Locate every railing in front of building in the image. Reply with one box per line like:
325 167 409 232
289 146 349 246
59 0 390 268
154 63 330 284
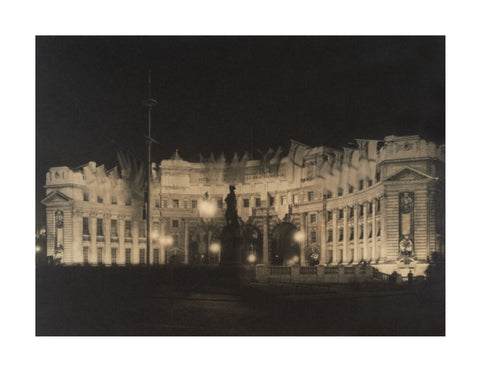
256 264 395 284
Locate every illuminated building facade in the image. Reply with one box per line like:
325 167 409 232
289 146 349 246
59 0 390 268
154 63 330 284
42 134 444 275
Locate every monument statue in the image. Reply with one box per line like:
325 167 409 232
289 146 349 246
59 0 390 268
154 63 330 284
220 185 242 266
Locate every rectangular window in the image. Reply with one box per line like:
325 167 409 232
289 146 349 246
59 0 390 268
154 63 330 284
310 230 317 243
308 191 314 201
326 191 332 199
97 218 103 236
327 211 332 221
155 199 160 208
359 205 364 217
83 246 89 264
377 221 381 236
97 195 103 203
153 249 160 264
338 188 343 197
376 170 381 183
173 235 179 247
126 248 132 264
218 198 224 209
359 225 364 239
192 200 197 209
348 185 354 194
255 198 261 207
269 195 274 207
310 213 316 223
163 199 168 208
293 194 299 204
111 248 117 265
125 220 132 238
83 192 89 202
83 217 89 235
111 196 117 205
327 229 333 242
111 219 118 237
243 199 250 208
97 248 103 265
368 202 373 215
125 198 131 206
173 199 179 208
349 207 354 219
339 249 343 262
139 249 145 264
367 178 373 187
281 195 287 205
172 219 179 228
359 180 364 190
368 223 372 238
339 209 344 220
328 250 333 263
139 221 146 238
184 200 188 209
377 199 381 212
349 227 354 241
338 228 344 241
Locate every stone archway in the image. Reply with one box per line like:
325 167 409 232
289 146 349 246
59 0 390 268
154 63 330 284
242 223 262 264
271 222 300 265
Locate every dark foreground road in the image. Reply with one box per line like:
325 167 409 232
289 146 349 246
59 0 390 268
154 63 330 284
36 266 444 336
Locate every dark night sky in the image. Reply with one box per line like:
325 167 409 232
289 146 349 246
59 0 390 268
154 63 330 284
36 36 444 225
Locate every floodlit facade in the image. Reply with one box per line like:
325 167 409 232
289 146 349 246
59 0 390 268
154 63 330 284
42 134 445 275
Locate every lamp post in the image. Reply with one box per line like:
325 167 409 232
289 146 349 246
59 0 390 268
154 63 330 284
142 70 158 266
199 192 216 264
160 235 173 264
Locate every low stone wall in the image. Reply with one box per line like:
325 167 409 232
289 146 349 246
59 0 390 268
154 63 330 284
255 264 402 284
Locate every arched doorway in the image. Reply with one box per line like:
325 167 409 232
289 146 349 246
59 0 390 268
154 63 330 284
242 223 262 264
271 222 300 265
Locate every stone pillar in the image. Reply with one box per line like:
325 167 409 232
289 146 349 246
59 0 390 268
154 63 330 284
320 207 327 264
300 212 306 266
263 215 269 264
372 199 377 261
353 204 359 262
363 201 368 260
380 196 387 261
343 206 348 262
160 218 166 264
332 208 338 263
184 219 189 264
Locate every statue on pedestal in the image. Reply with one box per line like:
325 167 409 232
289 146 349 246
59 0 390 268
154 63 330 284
220 185 242 266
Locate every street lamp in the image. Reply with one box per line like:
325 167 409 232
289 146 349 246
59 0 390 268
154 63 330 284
293 230 305 243
209 242 221 264
199 192 217 264
160 235 173 263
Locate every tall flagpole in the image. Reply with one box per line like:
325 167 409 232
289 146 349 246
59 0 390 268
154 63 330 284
142 70 157 266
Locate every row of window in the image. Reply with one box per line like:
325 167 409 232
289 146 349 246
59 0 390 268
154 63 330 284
83 193 131 206
83 218 141 237
83 217 183 238
326 247 366 263
83 247 159 265
308 202 381 224
308 222 381 244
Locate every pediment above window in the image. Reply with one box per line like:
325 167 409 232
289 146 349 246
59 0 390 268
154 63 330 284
384 167 437 182
41 191 73 205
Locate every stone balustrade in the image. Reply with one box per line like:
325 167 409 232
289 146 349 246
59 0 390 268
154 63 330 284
255 264 400 284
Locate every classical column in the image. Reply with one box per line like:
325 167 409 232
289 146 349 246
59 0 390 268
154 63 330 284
160 218 166 264
332 208 338 263
372 199 377 261
353 204 359 262
319 207 327 264
263 215 269 264
300 212 307 266
343 206 348 262
380 196 387 261
184 218 189 264
363 201 368 261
